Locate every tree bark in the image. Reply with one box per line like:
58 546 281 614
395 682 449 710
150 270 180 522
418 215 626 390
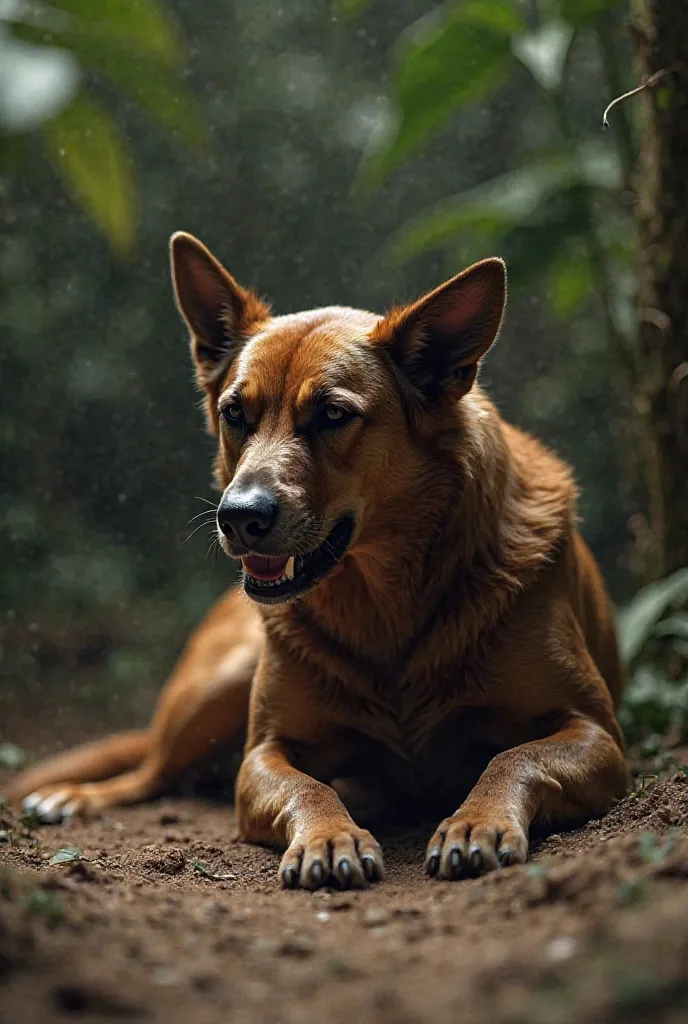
634 1 688 577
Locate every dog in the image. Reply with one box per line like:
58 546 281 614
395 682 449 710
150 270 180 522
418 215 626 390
7 233 629 889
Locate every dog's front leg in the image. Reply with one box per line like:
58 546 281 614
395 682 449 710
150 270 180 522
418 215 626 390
426 715 629 880
236 739 385 890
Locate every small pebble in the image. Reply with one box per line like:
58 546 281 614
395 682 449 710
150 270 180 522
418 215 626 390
362 908 389 928
545 936 577 963
279 936 314 958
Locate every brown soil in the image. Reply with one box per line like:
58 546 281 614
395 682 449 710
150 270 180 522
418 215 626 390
2 763 688 1023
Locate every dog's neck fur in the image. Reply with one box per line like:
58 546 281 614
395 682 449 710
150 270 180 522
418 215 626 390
264 389 577 672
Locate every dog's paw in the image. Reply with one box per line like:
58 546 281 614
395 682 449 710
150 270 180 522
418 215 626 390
279 825 385 890
425 809 528 880
22 785 98 824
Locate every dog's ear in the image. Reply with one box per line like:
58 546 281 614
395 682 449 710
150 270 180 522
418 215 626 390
170 232 270 387
372 258 506 402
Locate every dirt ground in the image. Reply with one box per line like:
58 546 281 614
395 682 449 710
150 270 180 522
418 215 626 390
2 742 688 1024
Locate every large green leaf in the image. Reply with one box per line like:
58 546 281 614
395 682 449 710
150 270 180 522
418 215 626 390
389 156 572 259
389 143 620 262
49 0 181 64
548 247 595 319
617 568 688 665
497 185 590 289
387 144 618 262
11 23 203 146
560 0 625 27
367 0 525 178
338 0 373 18
43 95 135 255
620 667 688 742
653 614 688 642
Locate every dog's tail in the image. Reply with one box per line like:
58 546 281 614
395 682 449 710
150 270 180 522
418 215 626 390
3 729 149 805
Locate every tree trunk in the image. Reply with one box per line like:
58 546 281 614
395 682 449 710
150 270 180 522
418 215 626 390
634 1 688 577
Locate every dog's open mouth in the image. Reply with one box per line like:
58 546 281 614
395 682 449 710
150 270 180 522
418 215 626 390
240 516 355 604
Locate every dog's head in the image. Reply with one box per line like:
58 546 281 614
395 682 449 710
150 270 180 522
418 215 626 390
170 232 506 605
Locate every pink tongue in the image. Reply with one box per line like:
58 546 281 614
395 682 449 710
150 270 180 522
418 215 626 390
242 554 289 582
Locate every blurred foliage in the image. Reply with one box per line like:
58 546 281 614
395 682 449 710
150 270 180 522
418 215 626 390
0 0 677 742
360 0 634 349
618 570 688 746
0 0 202 253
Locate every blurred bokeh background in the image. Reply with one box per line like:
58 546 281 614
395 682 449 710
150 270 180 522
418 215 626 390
1 0 686 763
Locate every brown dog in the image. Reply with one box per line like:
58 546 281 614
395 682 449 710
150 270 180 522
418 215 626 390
7 233 629 888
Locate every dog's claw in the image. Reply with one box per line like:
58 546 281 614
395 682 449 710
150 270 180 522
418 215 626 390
337 858 352 888
280 828 383 890
426 849 441 877
427 812 528 881
309 861 324 888
282 865 299 889
23 790 73 825
450 847 464 879
361 854 380 882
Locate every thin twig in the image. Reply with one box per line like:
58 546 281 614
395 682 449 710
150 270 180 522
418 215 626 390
603 64 679 128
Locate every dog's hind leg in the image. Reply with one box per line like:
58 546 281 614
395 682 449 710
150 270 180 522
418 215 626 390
4 730 150 806
6 588 262 822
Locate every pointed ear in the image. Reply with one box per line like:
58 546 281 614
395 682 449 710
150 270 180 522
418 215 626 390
169 232 270 387
372 258 506 402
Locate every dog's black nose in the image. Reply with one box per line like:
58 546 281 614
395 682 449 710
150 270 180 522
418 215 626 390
217 486 279 548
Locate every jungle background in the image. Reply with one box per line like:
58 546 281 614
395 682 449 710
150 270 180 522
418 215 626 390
1 0 687 764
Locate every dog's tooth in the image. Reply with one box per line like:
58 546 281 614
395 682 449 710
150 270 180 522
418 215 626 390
285 556 295 580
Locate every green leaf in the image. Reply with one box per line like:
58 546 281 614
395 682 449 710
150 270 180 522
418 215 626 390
560 0 625 27
192 859 236 882
0 743 26 770
43 94 135 255
620 668 688 742
21 887 64 923
390 140 621 263
49 0 181 65
338 0 373 18
48 846 84 865
549 248 594 319
652 614 688 642
368 0 524 177
617 568 688 665
11 23 204 147
389 155 574 259
617 877 645 906
497 185 590 289
638 830 676 865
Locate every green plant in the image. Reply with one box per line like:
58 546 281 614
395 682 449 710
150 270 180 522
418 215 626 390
1 0 203 253
353 0 633 338
617 568 688 744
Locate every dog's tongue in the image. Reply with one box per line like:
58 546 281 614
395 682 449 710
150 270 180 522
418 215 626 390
242 554 289 581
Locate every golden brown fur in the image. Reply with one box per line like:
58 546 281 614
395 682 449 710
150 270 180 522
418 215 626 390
6 234 628 888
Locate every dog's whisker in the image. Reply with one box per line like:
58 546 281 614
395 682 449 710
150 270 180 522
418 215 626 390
195 496 218 508
186 510 217 527
206 532 222 561
184 520 218 544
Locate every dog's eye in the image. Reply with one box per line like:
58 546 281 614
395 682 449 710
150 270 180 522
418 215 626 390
320 404 354 429
221 402 245 427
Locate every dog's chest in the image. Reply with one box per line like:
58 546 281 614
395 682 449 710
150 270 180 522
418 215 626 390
325 691 540 805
